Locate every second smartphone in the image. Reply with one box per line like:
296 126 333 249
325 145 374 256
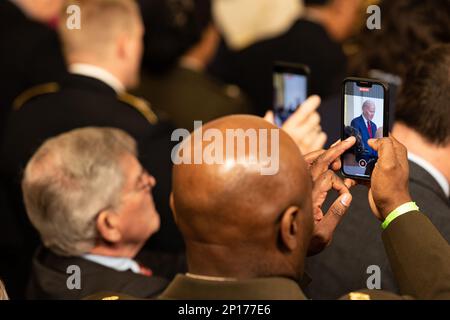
273 62 310 127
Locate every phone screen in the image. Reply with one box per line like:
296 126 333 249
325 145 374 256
273 70 308 127
342 80 387 179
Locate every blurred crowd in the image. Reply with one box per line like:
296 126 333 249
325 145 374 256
0 0 449 300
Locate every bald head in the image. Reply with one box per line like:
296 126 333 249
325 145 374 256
172 115 314 279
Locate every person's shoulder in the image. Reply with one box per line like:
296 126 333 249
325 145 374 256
117 92 159 125
351 115 362 123
288 19 341 50
12 82 61 111
290 19 328 35
83 292 143 300
339 290 413 300
53 255 168 298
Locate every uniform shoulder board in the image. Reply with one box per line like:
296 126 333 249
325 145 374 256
117 92 158 125
13 82 60 111
83 292 139 300
347 292 371 300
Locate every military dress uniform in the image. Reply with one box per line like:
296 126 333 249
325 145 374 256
90 211 450 300
306 161 450 299
0 0 66 136
157 211 450 300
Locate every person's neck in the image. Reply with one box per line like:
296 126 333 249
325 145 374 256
305 6 336 39
67 56 127 91
89 243 141 259
392 122 450 183
185 241 300 281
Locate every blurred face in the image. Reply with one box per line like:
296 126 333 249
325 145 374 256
328 0 363 41
363 103 376 121
19 0 64 23
115 153 160 248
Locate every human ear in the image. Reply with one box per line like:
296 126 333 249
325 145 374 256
96 210 122 243
280 206 300 251
116 33 131 60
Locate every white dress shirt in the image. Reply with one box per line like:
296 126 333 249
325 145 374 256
82 254 141 274
69 63 125 93
408 152 450 198
362 114 371 129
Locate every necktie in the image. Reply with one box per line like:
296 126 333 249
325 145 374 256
367 121 372 138
138 263 153 277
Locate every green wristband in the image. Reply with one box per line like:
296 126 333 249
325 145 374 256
381 202 419 230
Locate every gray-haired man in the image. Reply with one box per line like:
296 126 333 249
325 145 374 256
22 127 176 299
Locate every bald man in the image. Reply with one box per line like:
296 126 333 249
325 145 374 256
158 115 450 300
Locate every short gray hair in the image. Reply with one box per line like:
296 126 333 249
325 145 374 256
59 0 142 58
362 100 375 110
22 127 137 256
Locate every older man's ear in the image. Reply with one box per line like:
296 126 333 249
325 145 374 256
96 211 122 243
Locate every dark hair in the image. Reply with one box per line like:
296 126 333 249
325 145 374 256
304 0 329 5
395 44 450 146
350 0 450 79
139 0 212 74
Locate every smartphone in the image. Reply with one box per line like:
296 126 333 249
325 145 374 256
273 62 310 127
341 77 389 180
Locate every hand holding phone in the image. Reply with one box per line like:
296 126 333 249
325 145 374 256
273 62 309 127
266 95 327 154
367 137 412 220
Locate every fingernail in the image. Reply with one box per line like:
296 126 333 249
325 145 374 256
345 136 354 142
340 193 352 206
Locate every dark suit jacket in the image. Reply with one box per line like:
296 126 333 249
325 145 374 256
0 74 184 298
0 0 66 137
209 19 346 116
350 115 377 160
159 210 450 300
27 247 169 300
305 161 450 299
